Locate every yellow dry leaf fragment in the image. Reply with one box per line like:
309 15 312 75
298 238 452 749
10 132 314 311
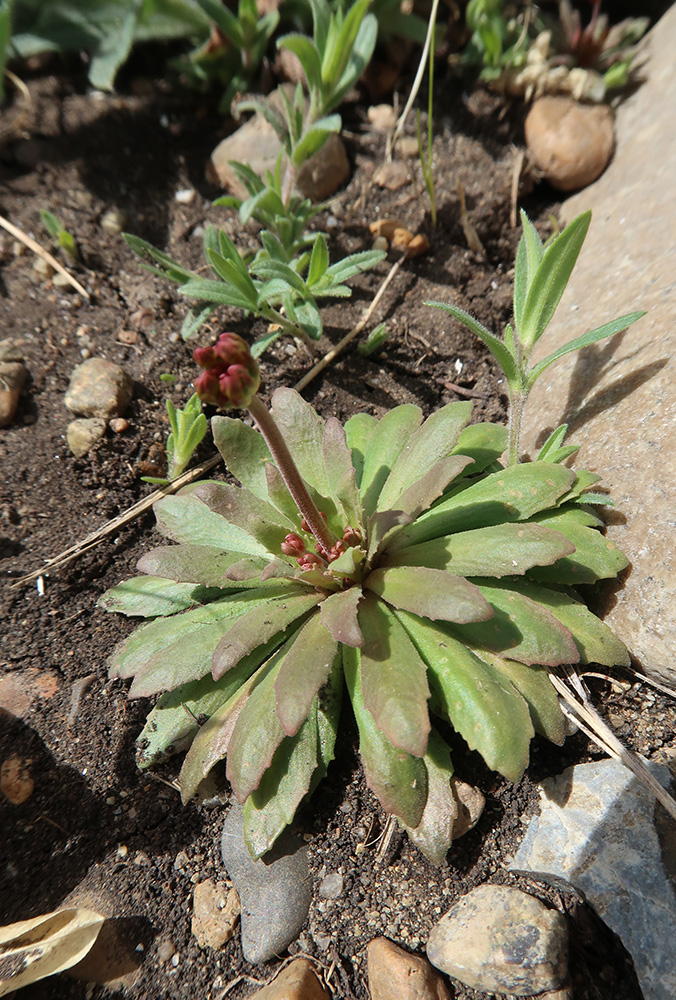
0 907 105 996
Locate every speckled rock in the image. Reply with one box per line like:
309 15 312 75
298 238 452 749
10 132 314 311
368 937 451 1000
246 957 328 999
0 347 27 426
525 96 614 191
511 757 676 1000
221 803 311 964
64 358 133 419
521 3 676 687
67 417 107 458
191 879 240 950
427 884 568 995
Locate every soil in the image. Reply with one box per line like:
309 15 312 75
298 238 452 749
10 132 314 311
0 49 672 1000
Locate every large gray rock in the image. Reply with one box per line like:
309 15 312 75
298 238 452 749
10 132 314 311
520 4 676 687
221 803 311 964
511 757 676 1000
426 883 568 995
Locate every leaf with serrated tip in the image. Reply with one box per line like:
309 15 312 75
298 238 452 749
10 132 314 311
211 416 272 499
319 586 364 646
366 566 492 623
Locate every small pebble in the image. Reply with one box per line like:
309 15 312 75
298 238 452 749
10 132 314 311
157 939 176 963
319 872 344 899
101 209 127 234
175 187 196 204
109 417 128 434
372 236 388 252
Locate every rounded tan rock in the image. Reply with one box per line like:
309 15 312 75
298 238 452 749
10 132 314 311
525 97 614 192
368 937 451 1000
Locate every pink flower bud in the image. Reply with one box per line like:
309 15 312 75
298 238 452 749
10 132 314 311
281 533 306 557
297 552 324 570
343 526 362 547
193 333 260 409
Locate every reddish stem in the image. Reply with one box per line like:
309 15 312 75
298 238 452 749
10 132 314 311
247 395 337 556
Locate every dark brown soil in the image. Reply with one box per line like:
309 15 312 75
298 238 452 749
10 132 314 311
0 54 669 1000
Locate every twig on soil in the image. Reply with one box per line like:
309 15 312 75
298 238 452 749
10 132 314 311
510 149 526 229
628 666 676 700
10 453 222 588
294 255 405 392
0 213 90 298
549 666 676 821
438 378 488 400
67 673 96 728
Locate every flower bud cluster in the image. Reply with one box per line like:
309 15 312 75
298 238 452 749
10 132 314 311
281 525 363 573
193 333 260 410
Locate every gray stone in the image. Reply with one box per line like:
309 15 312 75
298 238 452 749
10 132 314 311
67 418 107 458
221 802 311 964
208 88 349 203
318 872 343 899
427 883 568 995
65 358 133 419
511 757 676 1000
520 4 676 687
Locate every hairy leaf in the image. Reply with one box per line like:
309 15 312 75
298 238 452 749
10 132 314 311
366 566 493 623
154 493 268 557
323 417 363 531
319 586 364 646
450 421 508 473
271 388 330 496
481 654 565 745
358 593 430 757
343 645 427 826
274 613 340 736
193 481 294 533
528 510 629 584
97 576 208 618
360 405 423 517
344 411 377 485
137 545 270 588
396 610 534 782
212 416 273 499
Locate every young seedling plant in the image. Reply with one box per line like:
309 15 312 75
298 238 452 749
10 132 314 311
101 211 644 863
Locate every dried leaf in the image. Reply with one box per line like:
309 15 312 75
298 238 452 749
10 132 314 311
0 908 104 996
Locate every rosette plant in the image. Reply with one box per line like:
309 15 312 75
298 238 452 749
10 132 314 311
101 212 644 863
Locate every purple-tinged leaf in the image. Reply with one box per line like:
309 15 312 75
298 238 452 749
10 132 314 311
386 463 576 554
154 492 268 557
194 481 294 532
137 545 270 589
498 579 630 667
110 586 293 693
402 728 457 866
343 645 427 827
211 415 272 499
395 609 534 782
243 704 320 858
358 593 430 757
360 405 423 517
323 417 363 531
344 411 377 487
274 612 339 736
386 523 575 577
271 388 330 495
376 401 473 511
455 580 580 667
365 566 492 623
319 586 364 647
98 576 205 618
481 653 565 745
260 557 296 581
179 662 269 802
212 589 322 679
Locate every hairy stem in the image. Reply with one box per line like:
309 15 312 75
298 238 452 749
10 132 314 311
247 395 338 554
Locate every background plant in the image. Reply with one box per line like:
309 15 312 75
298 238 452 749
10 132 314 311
101 211 642 863
40 208 79 265
141 392 208 486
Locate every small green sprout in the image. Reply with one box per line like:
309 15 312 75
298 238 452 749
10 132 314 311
102 207 641 866
141 393 207 486
358 322 390 357
40 209 80 265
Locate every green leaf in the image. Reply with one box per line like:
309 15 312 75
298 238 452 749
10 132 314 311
153 492 268 557
212 590 322 678
386 463 576 553
278 33 322 92
376 402 473 511
194 0 244 46
519 211 591 351
274 612 340 735
319 586 364 647
179 276 258 311
427 301 520 386
403 728 457 865
98 576 207 618
479 653 565 746
243 704 320 858
326 249 385 283
388 522 575 577
123 234 198 285
211 416 273 500
454 580 580 667
321 0 370 89
308 232 329 285
343 645 427 827
360 405 423 517
328 10 377 111
450 421 508 473
193 481 294 534
513 210 544 333
358 593 430 757
366 566 493 624
502 579 630 667
396 610 534 782
136 545 270 589
292 116 341 166
207 249 260 305
529 508 629 584
322 417 364 532
344 412 377 487
271 388 331 497
526 312 646 387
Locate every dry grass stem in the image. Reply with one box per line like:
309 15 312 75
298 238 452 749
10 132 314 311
0 213 90 298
